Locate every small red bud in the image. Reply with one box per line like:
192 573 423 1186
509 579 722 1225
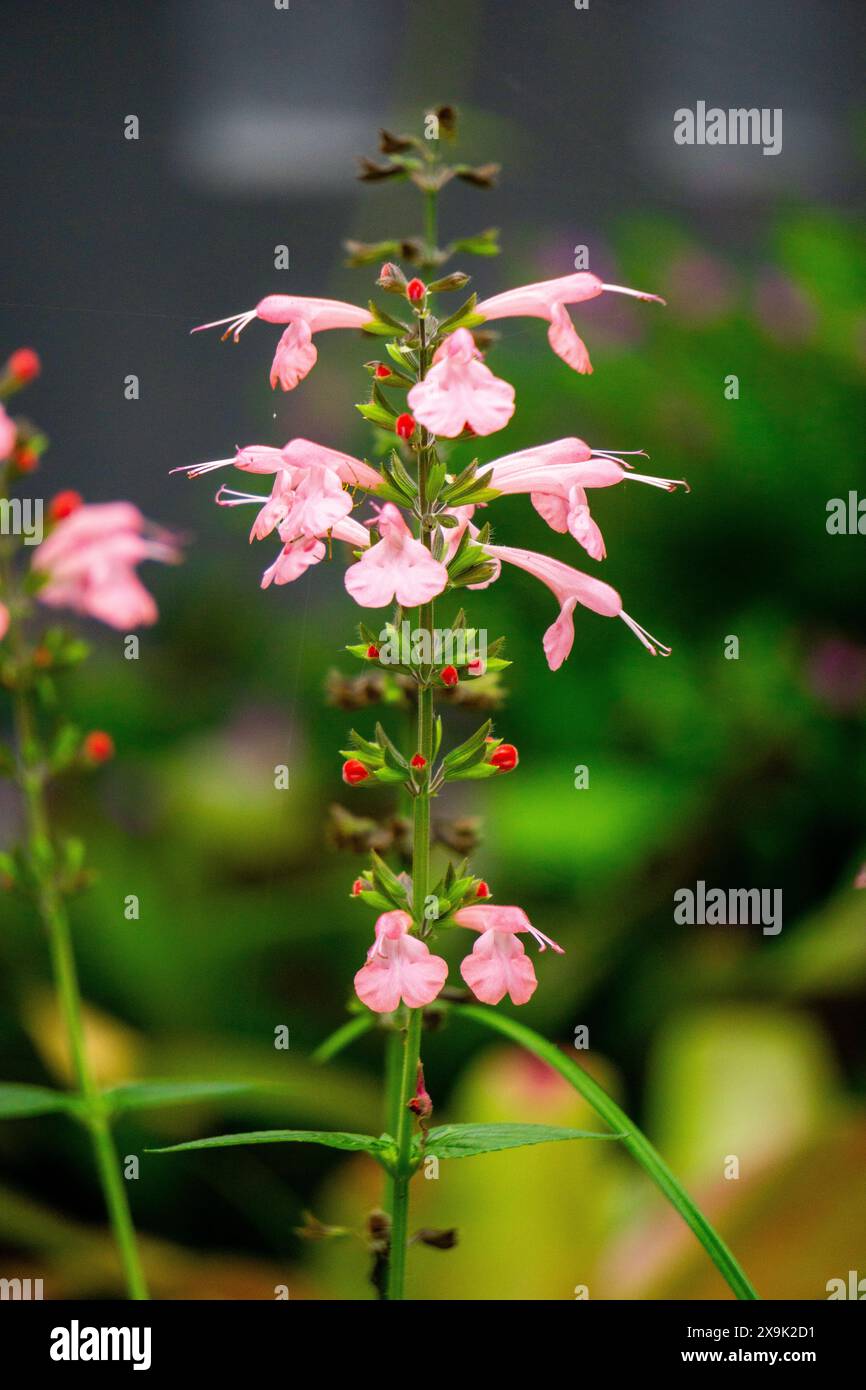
374 363 391 379
8 348 41 384
490 743 519 772
351 877 366 896
49 490 83 522
475 880 491 898
12 445 39 474
84 730 115 764
406 278 426 302
440 665 459 687
342 758 370 786
366 644 380 660
395 413 415 440
410 753 427 769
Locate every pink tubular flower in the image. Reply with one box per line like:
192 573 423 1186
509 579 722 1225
0 601 9 641
344 503 448 608
32 502 180 630
354 909 449 1013
454 903 564 1007
476 272 665 375
407 327 515 437
483 542 670 669
193 295 373 392
478 438 686 560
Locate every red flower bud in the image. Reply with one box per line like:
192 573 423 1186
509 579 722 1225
410 753 427 769
374 363 391 379
351 877 366 896
49 490 83 522
406 278 426 302
342 758 370 786
8 348 41 384
12 446 39 474
395 413 415 440
489 742 519 772
440 665 459 687
366 644 380 660
475 880 491 898
84 730 115 764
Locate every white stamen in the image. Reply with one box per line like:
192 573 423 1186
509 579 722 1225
625 471 690 493
215 486 266 507
170 457 238 478
600 283 666 306
620 612 672 657
191 308 257 342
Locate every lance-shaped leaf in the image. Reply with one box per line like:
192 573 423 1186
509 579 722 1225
416 1122 621 1160
102 1081 254 1114
442 719 492 773
150 1129 397 1167
0 1083 82 1120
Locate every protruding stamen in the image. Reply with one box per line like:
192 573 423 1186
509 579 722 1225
191 309 257 342
620 612 672 656
625 471 690 493
170 457 238 478
525 924 565 955
600 283 667 306
214 485 265 507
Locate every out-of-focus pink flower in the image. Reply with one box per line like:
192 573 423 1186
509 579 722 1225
476 272 664 375
483 542 670 669
193 295 373 392
807 637 866 714
407 327 515 437
345 503 448 608
753 271 817 346
354 909 448 1013
32 502 180 630
454 902 563 1006
0 405 17 460
0 602 9 640
478 438 686 560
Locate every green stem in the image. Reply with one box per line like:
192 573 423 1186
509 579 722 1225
11 682 149 1300
459 1004 759 1300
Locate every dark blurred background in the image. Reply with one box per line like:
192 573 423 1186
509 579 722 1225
1 0 865 1299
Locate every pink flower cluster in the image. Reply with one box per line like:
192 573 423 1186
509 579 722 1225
354 902 563 1012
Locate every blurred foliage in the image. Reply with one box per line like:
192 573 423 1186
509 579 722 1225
2 200 865 1298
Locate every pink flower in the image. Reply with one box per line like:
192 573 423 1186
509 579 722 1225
483 542 670 669
476 272 665 375
454 903 563 1006
261 516 368 589
32 502 180 630
354 909 448 1013
193 295 373 392
406 327 515 437
0 404 17 461
344 503 448 608
0 601 9 641
479 439 686 560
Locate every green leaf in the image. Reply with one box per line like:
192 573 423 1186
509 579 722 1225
0 1084 81 1120
149 1129 397 1165
419 1122 619 1160
458 1005 759 1300
102 1081 253 1114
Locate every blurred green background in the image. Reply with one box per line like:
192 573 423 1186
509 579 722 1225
1 0 865 1300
